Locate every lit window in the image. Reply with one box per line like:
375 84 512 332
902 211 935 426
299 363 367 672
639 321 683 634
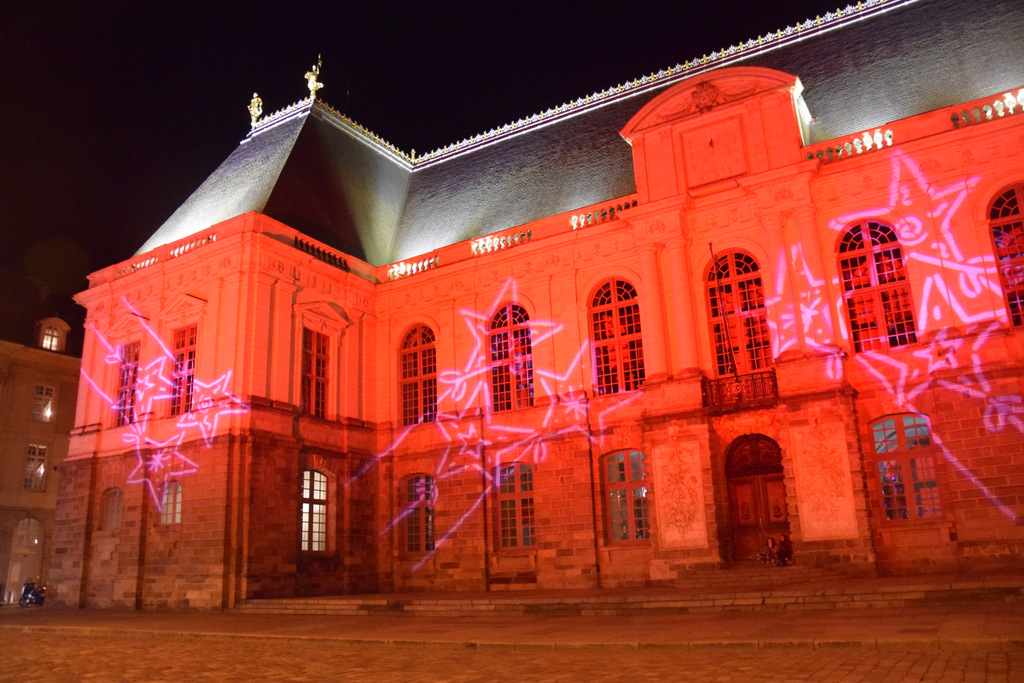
301 469 328 552
116 342 140 426
497 463 535 548
102 488 123 530
23 445 47 492
32 385 54 422
160 481 182 524
839 222 917 352
707 251 772 376
15 518 43 550
402 474 435 554
400 326 438 426
301 328 329 419
591 279 645 394
489 304 533 411
603 450 650 542
989 183 1024 326
170 325 197 416
42 327 60 351
871 415 940 521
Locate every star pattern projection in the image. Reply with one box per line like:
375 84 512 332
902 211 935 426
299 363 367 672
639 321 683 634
82 297 250 509
825 152 1022 520
381 277 641 568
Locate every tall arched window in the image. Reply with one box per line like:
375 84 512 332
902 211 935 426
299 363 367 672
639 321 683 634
706 250 771 376
989 183 1024 326
400 326 438 426
590 279 645 394
489 304 533 411
401 474 435 554
838 221 917 352
603 450 649 542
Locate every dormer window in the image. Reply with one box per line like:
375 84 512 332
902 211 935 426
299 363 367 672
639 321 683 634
35 317 69 352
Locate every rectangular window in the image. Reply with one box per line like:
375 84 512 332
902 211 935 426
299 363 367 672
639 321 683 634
32 385 54 422
23 445 47 492
404 475 435 554
170 325 197 416
872 414 940 521
497 463 535 548
301 329 329 419
160 482 182 524
116 342 140 426
301 469 328 551
604 450 649 542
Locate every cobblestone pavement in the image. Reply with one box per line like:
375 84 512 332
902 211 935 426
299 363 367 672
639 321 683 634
0 632 1020 682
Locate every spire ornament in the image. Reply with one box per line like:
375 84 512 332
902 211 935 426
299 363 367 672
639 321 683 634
248 92 263 128
305 56 324 99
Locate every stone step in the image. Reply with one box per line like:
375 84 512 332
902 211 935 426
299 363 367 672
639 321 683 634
234 571 1024 617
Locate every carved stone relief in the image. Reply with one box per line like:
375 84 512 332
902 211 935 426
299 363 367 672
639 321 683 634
653 441 708 549
789 418 858 540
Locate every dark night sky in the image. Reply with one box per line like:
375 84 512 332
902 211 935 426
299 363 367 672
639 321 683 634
0 0 842 350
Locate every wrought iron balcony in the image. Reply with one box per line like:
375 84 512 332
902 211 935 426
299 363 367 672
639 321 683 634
701 369 779 411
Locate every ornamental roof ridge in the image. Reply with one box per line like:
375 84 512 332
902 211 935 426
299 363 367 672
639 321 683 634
246 0 913 167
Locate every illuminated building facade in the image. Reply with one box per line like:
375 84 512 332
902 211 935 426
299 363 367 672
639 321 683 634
51 0 1024 608
0 318 79 603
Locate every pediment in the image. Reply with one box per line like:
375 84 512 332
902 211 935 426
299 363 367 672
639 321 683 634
157 293 208 326
295 301 352 335
621 67 800 142
106 309 150 340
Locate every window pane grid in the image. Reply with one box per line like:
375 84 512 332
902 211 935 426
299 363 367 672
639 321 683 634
706 252 769 376
301 470 328 552
604 450 649 542
990 184 1024 326
33 384 54 422
171 325 197 416
404 475 435 553
872 415 940 521
497 463 535 548
489 306 533 411
116 342 140 426
591 280 645 395
301 329 329 419
23 445 47 492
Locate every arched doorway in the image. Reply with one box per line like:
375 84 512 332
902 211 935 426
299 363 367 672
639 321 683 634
726 435 789 560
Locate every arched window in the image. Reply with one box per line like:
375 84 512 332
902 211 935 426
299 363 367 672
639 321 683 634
707 250 771 375
300 470 328 552
160 481 182 524
102 488 123 530
838 221 917 352
401 474 435 554
489 304 533 411
590 279 645 394
400 326 438 426
496 463 535 548
870 414 940 521
602 450 650 542
988 183 1024 326
15 518 43 550
42 327 60 351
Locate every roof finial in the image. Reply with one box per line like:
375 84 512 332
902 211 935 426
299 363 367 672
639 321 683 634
248 92 263 128
305 55 324 99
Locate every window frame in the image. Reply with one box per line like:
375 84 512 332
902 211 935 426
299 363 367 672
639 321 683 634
488 304 534 412
602 449 651 543
590 279 646 395
401 474 436 555
170 325 198 416
23 444 47 492
838 221 917 352
300 469 329 552
32 384 55 423
706 250 772 376
159 481 182 524
495 462 536 549
102 488 123 531
988 182 1024 327
301 328 330 419
115 341 141 426
42 327 61 351
869 414 942 523
400 326 438 426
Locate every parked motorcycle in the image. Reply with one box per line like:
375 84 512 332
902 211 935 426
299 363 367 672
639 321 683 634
18 580 45 607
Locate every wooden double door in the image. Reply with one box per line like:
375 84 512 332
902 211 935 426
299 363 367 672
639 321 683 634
726 435 789 560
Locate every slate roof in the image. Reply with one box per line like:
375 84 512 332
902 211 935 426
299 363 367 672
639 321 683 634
138 0 1024 268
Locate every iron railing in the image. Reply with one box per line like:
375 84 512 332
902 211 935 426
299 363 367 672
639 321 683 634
701 369 778 411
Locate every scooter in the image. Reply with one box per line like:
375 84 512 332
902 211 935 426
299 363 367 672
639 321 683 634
18 580 45 607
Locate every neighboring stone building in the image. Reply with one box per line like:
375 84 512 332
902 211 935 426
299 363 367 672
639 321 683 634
0 318 79 603
52 0 1024 608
